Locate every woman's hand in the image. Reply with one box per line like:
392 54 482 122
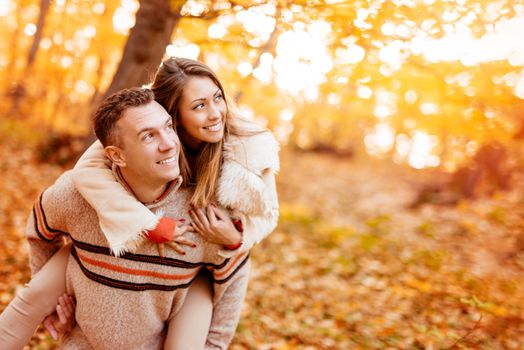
43 294 76 340
159 222 196 257
190 205 242 246
146 217 196 257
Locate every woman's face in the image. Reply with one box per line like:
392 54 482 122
177 76 227 150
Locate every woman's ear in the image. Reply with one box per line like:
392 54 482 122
104 146 126 167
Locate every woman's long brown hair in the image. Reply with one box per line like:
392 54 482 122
151 57 263 207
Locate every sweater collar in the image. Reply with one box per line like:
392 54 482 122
112 164 183 207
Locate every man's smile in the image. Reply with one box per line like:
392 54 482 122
157 156 177 165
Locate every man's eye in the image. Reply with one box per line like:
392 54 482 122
143 133 153 141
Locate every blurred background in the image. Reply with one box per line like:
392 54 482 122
1 0 524 348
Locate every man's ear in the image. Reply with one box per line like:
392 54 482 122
104 146 126 167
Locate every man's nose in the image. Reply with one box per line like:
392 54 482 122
159 131 178 151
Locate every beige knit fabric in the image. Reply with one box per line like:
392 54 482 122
27 172 250 349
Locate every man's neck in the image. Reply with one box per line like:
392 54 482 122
118 168 168 204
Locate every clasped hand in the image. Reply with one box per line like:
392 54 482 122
189 205 241 246
157 221 195 258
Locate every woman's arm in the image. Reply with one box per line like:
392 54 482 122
72 141 159 255
212 132 280 256
191 165 279 256
219 167 279 257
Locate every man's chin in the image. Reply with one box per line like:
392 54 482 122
165 168 180 181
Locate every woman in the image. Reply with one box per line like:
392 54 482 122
0 57 279 349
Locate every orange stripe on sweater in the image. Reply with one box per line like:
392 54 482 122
213 252 247 278
77 252 198 280
34 197 55 240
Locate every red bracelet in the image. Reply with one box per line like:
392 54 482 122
145 217 175 244
224 219 243 250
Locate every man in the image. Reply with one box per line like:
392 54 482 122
27 88 250 349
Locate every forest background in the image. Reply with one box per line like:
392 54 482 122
1 0 524 348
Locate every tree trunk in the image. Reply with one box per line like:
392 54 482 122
27 0 51 67
80 0 186 147
6 0 51 117
101 0 186 101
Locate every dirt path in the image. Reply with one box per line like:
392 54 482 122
278 150 524 279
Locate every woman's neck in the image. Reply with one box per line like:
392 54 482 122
179 130 202 155
184 145 200 158
184 149 198 180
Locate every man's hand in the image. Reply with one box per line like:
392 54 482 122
43 294 76 340
190 205 242 246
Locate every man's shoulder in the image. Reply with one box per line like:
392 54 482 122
36 170 94 233
43 170 86 206
47 170 76 194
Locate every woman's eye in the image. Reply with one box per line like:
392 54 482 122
194 103 204 110
215 94 223 101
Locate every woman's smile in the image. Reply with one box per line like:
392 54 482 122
203 121 222 132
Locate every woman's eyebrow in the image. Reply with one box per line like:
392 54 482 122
191 89 221 103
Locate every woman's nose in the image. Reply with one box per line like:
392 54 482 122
208 103 221 120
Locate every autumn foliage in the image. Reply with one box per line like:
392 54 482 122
1 0 524 348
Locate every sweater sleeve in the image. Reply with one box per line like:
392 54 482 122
72 141 159 255
205 259 251 350
26 182 69 275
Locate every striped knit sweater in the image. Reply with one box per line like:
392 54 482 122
27 171 250 350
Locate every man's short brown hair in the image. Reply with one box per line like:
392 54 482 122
93 87 154 146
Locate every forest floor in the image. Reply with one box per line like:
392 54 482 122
1 142 523 349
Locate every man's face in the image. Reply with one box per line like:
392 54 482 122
115 101 180 187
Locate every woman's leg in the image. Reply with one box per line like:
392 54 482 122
164 270 213 350
0 243 70 349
